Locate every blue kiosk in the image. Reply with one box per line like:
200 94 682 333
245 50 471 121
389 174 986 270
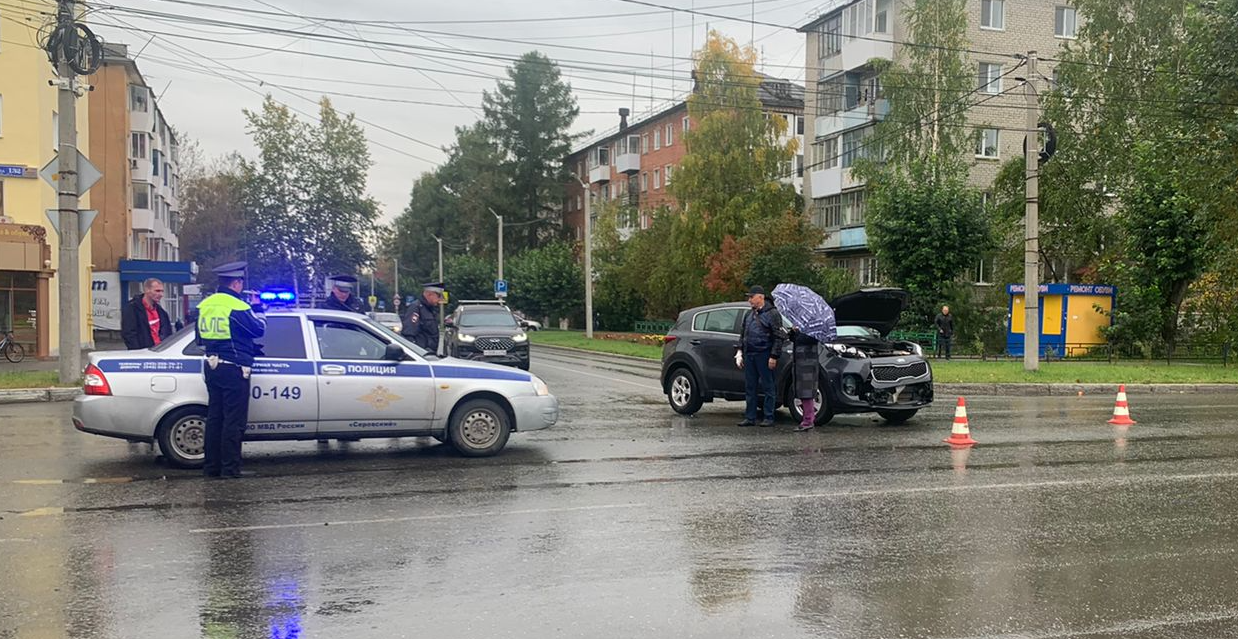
1007 283 1117 357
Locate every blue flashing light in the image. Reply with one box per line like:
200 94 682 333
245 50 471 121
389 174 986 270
276 292 295 301
259 292 278 301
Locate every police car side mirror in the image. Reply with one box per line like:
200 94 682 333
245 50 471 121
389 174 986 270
383 343 409 362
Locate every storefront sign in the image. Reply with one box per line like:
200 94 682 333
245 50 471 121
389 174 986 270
92 271 123 331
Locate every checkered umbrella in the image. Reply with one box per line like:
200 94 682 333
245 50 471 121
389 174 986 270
771 283 837 343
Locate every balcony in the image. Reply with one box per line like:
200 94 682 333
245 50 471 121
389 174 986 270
615 151 640 175
819 33 894 77
132 207 154 232
810 167 865 199
588 163 610 184
815 99 889 139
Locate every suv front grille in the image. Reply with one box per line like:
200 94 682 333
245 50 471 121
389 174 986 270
474 337 516 351
871 362 929 383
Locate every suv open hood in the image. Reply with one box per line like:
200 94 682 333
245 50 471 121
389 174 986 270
831 288 909 337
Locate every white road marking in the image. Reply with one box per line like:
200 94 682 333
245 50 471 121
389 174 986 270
189 502 647 534
533 362 662 392
754 470 1238 502
943 610 1238 639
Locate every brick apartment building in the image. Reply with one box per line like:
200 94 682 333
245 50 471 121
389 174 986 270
800 0 1078 286
564 74 805 241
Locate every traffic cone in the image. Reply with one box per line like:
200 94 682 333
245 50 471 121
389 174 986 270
943 397 978 446
1107 385 1137 426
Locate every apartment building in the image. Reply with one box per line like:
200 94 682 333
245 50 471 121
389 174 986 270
564 74 805 240
88 43 192 332
0 0 95 358
800 0 1076 286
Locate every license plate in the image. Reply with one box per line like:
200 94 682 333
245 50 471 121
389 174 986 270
483 349 506 357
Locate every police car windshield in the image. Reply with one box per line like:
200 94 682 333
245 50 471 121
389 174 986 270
459 310 518 329
365 316 432 357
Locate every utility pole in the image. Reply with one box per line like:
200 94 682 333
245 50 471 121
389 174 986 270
435 235 445 356
55 0 80 384
493 210 503 284
393 256 399 306
1023 52 1041 372
578 180 594 340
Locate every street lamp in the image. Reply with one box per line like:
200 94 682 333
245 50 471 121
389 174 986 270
575 178 594 340
442 185 503 295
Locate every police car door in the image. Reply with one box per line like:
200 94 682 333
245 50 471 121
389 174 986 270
246 315 318 438
310 318 436 435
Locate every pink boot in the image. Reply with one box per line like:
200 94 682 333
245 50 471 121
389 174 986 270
797 399 816 431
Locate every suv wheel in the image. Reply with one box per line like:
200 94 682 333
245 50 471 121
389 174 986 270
666 368 703 415
448 399 511 457
156 407 207 469
787 378 834 426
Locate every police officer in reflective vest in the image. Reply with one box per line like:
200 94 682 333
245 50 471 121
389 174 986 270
196 261 266 478
402 282 443 353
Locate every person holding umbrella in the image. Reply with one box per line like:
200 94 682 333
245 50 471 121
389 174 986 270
771 283 839 432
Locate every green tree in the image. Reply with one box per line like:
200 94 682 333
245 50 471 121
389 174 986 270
853 0 990 326
482 51 586 251
179 153 249 273
506 241 584 323
443 254 496 308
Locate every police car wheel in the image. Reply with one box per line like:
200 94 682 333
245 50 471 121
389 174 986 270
156 407 207 469
448 399 511 457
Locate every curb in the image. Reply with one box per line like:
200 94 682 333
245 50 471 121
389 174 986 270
0 387 82 405
937 383 1238 396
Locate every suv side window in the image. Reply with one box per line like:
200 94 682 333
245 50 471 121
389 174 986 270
256 316 306 359
314 321 388 360
694 309 742 334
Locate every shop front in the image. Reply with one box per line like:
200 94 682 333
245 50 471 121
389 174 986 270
0 222 52 358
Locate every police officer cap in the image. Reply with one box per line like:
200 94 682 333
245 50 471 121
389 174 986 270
423 282 445 294
214 261 248 279
330 275 358 291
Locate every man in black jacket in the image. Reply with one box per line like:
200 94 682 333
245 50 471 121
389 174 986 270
322 275 369 314
934 305 955 360
737 285 787 427
121 278 173 349
402 282 443 353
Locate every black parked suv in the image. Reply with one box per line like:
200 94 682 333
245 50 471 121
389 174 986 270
445 302 531 370
659 288 933 425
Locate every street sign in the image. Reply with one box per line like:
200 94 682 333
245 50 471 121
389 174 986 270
495 279 508 297
0 165 35 179
367 295 378 308
45 209 99 242
40 150 102 195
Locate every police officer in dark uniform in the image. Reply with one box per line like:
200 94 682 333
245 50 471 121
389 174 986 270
322 275 370 314
402 282 443 353
196 262 266 478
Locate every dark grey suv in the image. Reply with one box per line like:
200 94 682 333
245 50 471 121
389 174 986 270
659 288 934 425
445 302 531 370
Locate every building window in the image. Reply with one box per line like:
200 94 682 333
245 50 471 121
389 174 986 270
841 190 867 226
974 258 994 285
874 0 890 33
129 85 149 113
130 133 148 160
640 172 648 192
976 128 1000 158
653 169 661 190
642 134 649 154
860 257 881 285
981 0 1004 29
1055 6 1078 38
152 150 161 176
818 14 842 60
664 164 673 185
132 182 150 210
796 115 804 135
590 145 610 168
978 62 1003 95
664 123 673 146
654 129 661 150
841 127 875 168
795 154 804 177
682 116 690 133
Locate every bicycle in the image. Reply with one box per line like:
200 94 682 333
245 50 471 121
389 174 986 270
1 331 26 363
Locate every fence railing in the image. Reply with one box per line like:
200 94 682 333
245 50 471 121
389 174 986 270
634 320 675 334
927 340 1234 365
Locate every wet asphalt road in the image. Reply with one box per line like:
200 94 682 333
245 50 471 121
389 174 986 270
3 350 1238 638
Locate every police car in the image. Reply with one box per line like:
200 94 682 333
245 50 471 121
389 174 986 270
72 309 559 468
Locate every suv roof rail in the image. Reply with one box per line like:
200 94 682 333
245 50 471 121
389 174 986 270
457 299 507 306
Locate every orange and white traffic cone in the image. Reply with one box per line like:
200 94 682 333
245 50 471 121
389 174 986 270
943 397 978 447
1107 385 1137 426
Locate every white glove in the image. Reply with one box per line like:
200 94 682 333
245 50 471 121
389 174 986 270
735 350 744 369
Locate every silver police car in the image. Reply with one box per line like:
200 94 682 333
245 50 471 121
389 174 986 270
73 309 559 468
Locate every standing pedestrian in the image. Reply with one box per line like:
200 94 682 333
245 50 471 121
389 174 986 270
935 305 955 360
121 278 172 350
736 285 786 428
196 262 266 479
322 275 369 314
402 282 444 353
789 327 821 431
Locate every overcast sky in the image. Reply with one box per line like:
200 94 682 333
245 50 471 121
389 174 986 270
90 0 821 222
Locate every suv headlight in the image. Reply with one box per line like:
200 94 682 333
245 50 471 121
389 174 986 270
457 334 476 343
531 375 550 396
513 333 528 342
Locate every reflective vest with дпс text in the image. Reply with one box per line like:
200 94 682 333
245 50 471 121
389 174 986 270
197 293 251 340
